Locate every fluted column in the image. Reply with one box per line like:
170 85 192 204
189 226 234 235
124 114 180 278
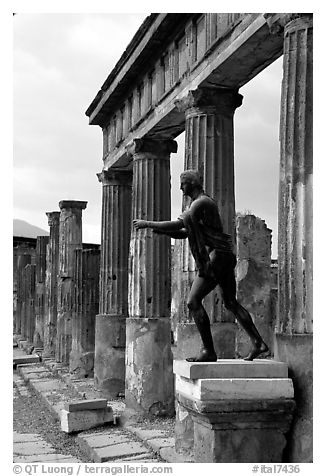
277 15 313 335
174 88 242 359
265 13 313 463
43 212 60 357
126 138 176 416
33 235 49 348
56 200 87 364
94 169 132 396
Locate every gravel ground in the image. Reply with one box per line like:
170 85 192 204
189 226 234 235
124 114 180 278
13 371 90 462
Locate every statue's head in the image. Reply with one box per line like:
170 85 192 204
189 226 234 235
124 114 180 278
180 169 203 187
180 170 203 197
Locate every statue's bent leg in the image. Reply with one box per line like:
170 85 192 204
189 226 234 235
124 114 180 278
220 268 269 360
186 275 218 362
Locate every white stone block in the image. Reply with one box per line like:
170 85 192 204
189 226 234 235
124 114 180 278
60 407 114 433
175 375 294 400
173 359 288 379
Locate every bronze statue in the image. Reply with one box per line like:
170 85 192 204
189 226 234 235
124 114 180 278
133 169 269 362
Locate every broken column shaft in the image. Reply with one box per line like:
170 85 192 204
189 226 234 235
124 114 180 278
43 212 60 357
34 235 49 348
70 248 100 377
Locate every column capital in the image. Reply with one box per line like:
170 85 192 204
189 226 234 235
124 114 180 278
58 200 88 211
46 211 60 227
175 88 243 116
126 138 178 158
264 13 312 35
97 168 132 186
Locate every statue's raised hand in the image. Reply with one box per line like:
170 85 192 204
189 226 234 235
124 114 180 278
133 219 149 230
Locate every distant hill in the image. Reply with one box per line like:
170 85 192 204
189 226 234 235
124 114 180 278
13 219 49 238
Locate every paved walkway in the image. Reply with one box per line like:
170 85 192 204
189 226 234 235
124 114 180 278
13 344 185 463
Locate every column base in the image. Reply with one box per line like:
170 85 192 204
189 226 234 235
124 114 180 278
94 314 126 397
125 317 174 417
274 333 313 462
175 322 236 360
174 359 295 462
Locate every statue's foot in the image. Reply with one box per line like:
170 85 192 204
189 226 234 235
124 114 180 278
243 342 270 361
186 349 217 362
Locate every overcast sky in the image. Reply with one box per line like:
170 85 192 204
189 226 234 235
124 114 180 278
13 12 284 257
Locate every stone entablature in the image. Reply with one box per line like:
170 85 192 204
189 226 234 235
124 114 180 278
86 13 285 169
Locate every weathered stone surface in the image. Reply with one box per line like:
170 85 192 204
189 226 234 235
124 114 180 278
56 200 87 365
63 398 108 412
194 421 288 463
14 442 56 455
274 333 313 462
174 359 288 379
125 317 174 416
60 407 113 433
236 215 274 357
174 322 236 360
94 169 132 396
91 442 149 463
176 375 294 401
43 211 60 358
69 248 99 377
94 314 126 397
14 455 82 463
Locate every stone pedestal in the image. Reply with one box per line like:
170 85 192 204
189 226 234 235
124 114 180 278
94 169 132 396
174 360 295 463
43 212 60 357
56 200 87 364
126 138 176 416
174 88 242 358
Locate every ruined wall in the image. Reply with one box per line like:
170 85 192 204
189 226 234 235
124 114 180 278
235 214 275 358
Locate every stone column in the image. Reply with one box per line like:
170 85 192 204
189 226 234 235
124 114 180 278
43 212 60 357
126 138 176 416
70 248 100 377
94 169 132 396
24 264 36 344
56 200 87 365
15 251 34 336
265 13 313 462
33 236 49 348
174 88 242 359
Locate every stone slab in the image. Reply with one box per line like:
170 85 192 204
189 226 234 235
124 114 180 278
29 379 67 393
175 375 294 401
173 359 288 379
61 408 114 433
92 442 149 463
78 432 129 449
14 454 82 463
14 442 56 456
64 398 108 412
14 355 40 366
147 437 175 452
127 427 169 441
13 433 42 443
